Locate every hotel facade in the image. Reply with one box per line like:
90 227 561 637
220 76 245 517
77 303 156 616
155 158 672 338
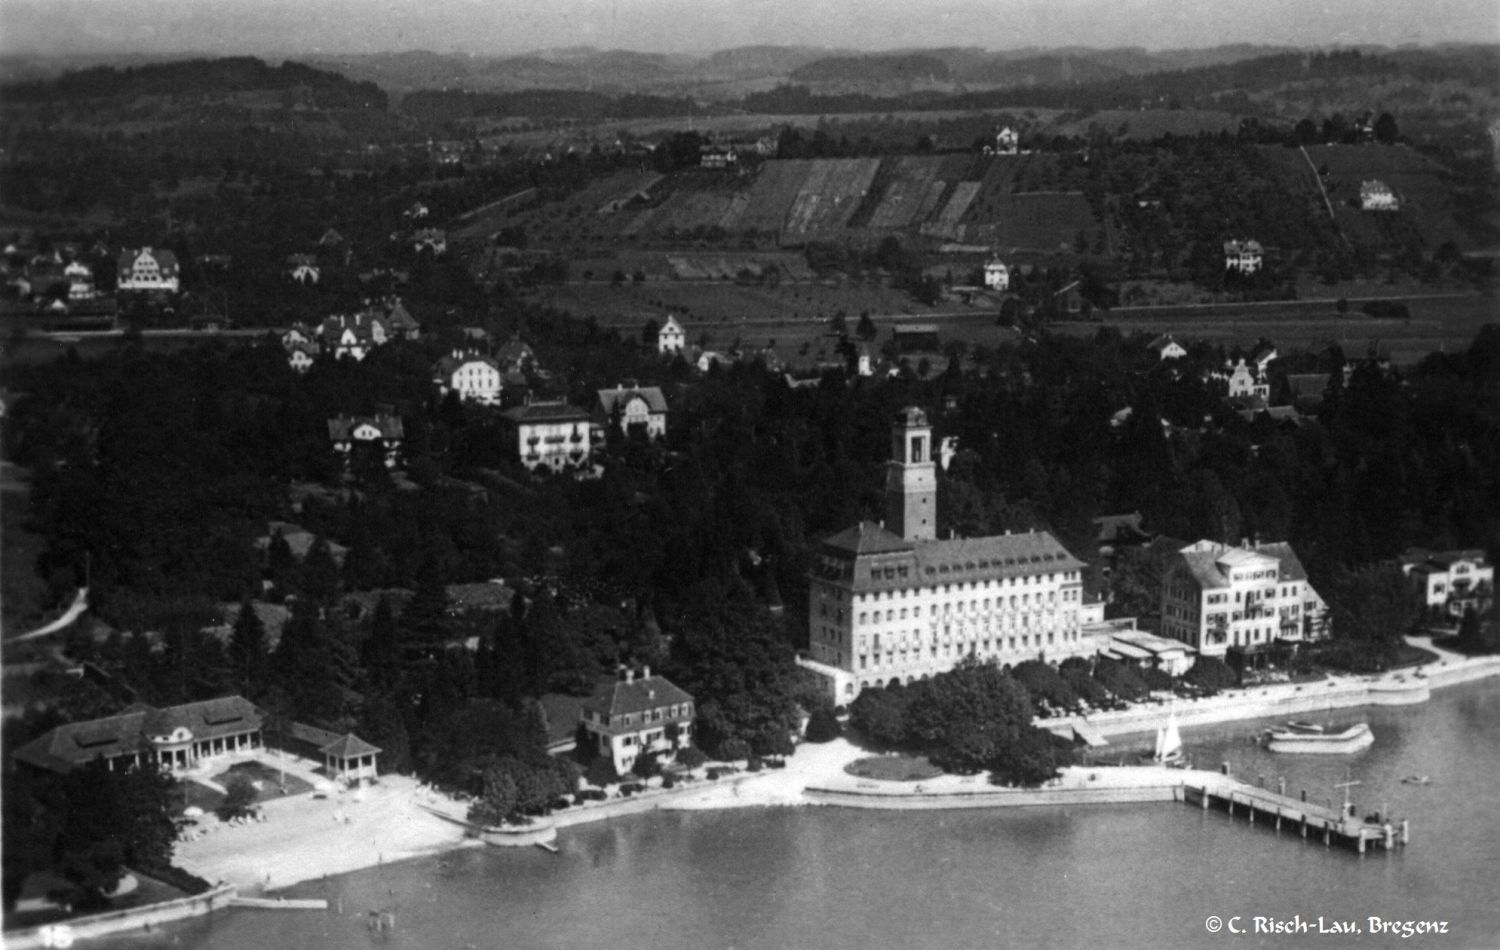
802 408 1090 703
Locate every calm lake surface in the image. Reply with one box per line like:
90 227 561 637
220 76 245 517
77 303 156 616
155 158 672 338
115 681 1500 950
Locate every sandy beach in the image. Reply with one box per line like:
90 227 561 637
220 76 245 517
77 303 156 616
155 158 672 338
173 637 1499 892
173 775 477 892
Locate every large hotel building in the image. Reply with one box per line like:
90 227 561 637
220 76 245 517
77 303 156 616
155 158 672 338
801 407 1091 703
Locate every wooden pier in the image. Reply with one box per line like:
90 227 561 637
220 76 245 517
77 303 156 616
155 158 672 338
228 896 329 910
1182 779 1409 854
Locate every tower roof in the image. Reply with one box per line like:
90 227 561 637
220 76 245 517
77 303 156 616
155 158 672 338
821 521 914 556
895 406 929 427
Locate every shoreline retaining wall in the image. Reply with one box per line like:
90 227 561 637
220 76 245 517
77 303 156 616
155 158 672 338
805 782 1185 810
1051 660 1500 742
3 882 236 949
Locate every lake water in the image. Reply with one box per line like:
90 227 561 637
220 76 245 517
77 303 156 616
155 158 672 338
113 681 1500 949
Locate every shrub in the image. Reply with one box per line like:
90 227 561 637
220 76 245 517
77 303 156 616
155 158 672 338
677 746 708 769
661 774 676 789
1184 656 1237 691
718 738 751 762
218 774 258 821
747 758 763 773
1141 667 1175 692
804 707 841 743
576 789 607 802
585 758 620 788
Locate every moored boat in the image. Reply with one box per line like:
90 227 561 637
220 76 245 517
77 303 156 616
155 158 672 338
1265 722 1374 754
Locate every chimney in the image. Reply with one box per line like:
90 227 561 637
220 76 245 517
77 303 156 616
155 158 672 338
642 665 650 680
625 668 635 684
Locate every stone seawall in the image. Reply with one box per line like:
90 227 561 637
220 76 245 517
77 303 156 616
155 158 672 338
479 820 558 847
1047 660 1500 742
3 882 236 950
805 782 1185 810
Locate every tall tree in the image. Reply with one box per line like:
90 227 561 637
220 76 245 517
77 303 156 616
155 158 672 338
227 599 269 698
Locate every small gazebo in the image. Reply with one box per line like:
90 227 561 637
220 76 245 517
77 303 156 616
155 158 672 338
318 733 381 785
287 721 381 785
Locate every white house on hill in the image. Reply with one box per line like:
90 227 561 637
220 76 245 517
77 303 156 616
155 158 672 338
983 258 1010 291
1223 240 1264 274
657 316 685 355
595 384 668 439
433 350 503 405
116 247 180 293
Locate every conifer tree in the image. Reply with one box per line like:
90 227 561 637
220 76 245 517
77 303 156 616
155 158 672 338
228 599 269 698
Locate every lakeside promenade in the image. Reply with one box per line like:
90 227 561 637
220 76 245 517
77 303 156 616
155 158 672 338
172 638 1499 893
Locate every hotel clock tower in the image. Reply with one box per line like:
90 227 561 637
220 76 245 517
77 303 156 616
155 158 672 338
884 407 937 542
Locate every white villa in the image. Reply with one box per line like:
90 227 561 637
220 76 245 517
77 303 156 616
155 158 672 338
1160 540 1327 659
501 400 593 472
580 668 695 775
433 350 503 405
1398 549 1493 618
595 384 668 439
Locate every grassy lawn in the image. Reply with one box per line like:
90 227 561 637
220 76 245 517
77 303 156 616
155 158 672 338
210 760 315 802
179 780 225 815
1431 635 1500 658
845 755 943 782
1389 644 1444 669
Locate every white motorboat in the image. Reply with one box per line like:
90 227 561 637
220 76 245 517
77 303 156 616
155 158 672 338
1265 722 1374 754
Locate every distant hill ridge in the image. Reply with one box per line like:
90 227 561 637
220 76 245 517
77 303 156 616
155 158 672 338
2 56 388 109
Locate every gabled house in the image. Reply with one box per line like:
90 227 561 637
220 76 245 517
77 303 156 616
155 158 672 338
579 667 695 775
983 257 1010 291
1397 549 1493 619
595 384 668 440
1147 333 1188 361
413 228 447 256
1286 373 1330 413
381 298 420 339
657 315 685 355
319 313 388 361
699 145 738 169
287 253 321 284
1226 359 1270 400
287 340 320 374
496 335 537 375
1093 512 1153 557
63 259 97 300
116 246 180 293
1360 180 1399 211
282 323 316 348
328 414 404 470
1223 240 1264 274
501 400 592 473
433 349 503 405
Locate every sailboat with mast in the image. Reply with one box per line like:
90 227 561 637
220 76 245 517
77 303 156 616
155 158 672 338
1152 707 1186 767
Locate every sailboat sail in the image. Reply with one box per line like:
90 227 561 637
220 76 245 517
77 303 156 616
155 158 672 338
1160 719 1183 761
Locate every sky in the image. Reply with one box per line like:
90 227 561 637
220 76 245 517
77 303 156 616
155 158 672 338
0 0 1495 58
